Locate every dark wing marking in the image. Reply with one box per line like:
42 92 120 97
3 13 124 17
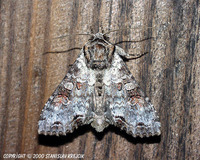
38 51 93 136
106 51 161 138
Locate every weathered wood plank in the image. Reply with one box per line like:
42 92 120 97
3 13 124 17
0 0 199 160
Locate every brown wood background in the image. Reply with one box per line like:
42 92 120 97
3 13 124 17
0 0 199 160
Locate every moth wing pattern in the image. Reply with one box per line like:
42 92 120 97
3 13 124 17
38 50 93 136
38 32 161 138
104 46 161 137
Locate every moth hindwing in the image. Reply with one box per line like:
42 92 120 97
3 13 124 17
38 32 161 137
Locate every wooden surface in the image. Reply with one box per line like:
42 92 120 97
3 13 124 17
0 0 199 159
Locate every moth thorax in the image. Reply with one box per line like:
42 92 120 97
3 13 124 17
94 44 106 60
84 40 114 70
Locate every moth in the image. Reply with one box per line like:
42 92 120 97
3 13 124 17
38 32 161 138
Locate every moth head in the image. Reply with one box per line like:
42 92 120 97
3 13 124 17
88 33 109 41
84 33 114 70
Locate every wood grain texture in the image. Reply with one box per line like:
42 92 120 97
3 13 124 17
0 0 199 159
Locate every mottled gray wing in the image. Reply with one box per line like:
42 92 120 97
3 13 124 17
104 52 161 138
38 52 93 136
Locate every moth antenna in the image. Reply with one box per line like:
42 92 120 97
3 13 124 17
104 26 154 35
54 33 92 39
127 52 149 59
114 37 154 45
43 47 81 55
43 33 93 55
